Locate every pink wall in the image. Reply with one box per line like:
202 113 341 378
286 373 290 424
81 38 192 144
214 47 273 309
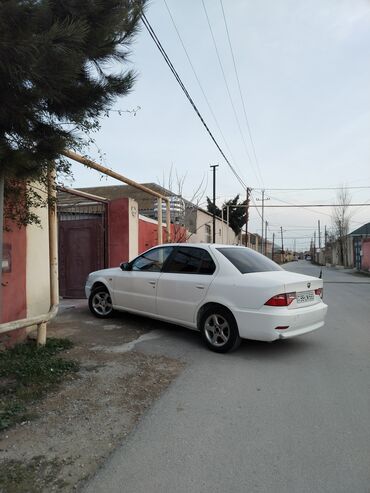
138 218 187 254
1 221 27 323
1 220 27 347
361 238 370 271
108 198 130 267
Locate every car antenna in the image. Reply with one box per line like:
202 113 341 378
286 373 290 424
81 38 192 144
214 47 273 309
318 268 322 279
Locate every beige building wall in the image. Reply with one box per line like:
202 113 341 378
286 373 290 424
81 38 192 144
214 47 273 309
187 209 237 244
26 194 50 317
128 198 139 260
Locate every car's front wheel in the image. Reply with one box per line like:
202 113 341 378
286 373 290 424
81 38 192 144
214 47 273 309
200 306 241 353
88 286 113 318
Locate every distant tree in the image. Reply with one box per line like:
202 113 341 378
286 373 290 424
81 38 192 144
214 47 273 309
332 187 351 266
0 0 146 225
206 194 247 236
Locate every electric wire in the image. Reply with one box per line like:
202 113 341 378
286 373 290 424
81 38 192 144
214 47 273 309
254 186 370 191
162 0 240 177
201 0 261 186
141 13 248 192
219 0 264 188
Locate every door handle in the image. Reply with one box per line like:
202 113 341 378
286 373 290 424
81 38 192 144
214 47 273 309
196 285 205 289
148 281 156 285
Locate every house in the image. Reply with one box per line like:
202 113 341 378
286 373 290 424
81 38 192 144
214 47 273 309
350 222 370 272
57 187 187 298
77 184 237 245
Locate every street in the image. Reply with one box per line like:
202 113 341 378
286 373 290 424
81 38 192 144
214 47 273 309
83 261 370 493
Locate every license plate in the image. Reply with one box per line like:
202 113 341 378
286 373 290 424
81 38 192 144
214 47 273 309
296 290 314 304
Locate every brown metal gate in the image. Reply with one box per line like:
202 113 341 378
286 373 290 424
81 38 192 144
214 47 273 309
58 191 107 298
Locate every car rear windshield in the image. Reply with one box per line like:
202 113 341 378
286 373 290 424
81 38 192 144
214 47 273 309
217 247 283 274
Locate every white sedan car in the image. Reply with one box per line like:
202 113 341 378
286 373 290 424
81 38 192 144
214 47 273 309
85 244 327 353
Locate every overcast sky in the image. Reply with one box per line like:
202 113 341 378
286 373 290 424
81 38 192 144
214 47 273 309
66 0 370 250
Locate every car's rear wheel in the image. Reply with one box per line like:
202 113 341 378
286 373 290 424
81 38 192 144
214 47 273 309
200 307 241 353
88 286 113 318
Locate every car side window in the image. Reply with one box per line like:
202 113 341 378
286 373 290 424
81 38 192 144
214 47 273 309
164 247 216 275
131 247 173 272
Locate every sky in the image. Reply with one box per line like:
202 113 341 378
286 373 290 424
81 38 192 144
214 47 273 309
66 0 370 251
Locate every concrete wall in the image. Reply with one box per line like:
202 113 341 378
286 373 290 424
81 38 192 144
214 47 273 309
139 215 158 253
26 203 50 317
138 215 187 254
1 221 27 325
361 238 370 272
128 198 139 261
187 209 237 244
108 198 129 266
1 184 50 346
330 237 354 268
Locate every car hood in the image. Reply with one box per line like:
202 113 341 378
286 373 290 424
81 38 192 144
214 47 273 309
88 267 121 278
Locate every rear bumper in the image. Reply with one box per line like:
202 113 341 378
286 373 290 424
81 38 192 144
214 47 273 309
233 301 328 342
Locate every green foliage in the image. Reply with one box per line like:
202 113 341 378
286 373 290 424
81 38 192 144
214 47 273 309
0 338 78 430
207 194 247 236
0 456 67 493
0 0 146 225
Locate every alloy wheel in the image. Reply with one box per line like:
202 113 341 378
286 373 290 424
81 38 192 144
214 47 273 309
204 314 230 347
92 291 112 316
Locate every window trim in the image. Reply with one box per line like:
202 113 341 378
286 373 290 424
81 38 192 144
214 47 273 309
129 246 174 273
163 246 216 275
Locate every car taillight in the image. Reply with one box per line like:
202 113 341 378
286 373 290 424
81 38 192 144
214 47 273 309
315 288 323 298
265 292 296 306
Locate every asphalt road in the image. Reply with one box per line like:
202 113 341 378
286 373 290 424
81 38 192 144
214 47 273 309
84 262 370 493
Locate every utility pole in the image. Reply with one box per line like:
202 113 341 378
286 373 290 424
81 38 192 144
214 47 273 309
244 187 251 247
256 190 270 254
261 190 265 254
264 220 268 257
272 232 275 261
210 164 219 243
280 226 284 262
314 230 316 261
318 220 321 250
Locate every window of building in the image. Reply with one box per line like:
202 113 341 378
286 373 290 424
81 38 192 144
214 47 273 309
205 224 211 243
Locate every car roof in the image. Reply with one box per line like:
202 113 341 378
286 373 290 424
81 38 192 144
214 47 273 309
154 243 245 249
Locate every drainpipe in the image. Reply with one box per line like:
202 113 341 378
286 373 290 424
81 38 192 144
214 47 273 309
0 165 59 344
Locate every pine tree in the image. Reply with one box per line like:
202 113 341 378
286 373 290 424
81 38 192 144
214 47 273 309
206 194 247 236
0 0 146 225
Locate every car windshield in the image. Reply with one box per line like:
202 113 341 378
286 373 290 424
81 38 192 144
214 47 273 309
217 247 283 274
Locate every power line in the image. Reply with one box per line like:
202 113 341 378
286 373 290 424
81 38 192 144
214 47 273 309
254 186 370 191
162 0 240 175
141 13 247 191
219 0 264 188
250 203 370 208
201 0 260 186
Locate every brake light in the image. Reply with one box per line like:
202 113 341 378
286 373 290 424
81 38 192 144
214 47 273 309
265 292 296 306
315 288 323 298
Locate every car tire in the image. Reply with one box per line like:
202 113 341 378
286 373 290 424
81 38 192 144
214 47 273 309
199 306 241 353
88 286 114 318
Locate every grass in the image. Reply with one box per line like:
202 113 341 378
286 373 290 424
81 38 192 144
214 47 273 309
0 338 79 430
0 456 68 493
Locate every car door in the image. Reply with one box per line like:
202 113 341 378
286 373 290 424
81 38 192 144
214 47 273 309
156 246 216 325
113 246 173 315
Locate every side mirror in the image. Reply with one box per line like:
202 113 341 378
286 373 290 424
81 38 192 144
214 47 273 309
120 262 130 271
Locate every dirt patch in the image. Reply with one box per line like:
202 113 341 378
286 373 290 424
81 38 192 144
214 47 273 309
0 304 185 492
